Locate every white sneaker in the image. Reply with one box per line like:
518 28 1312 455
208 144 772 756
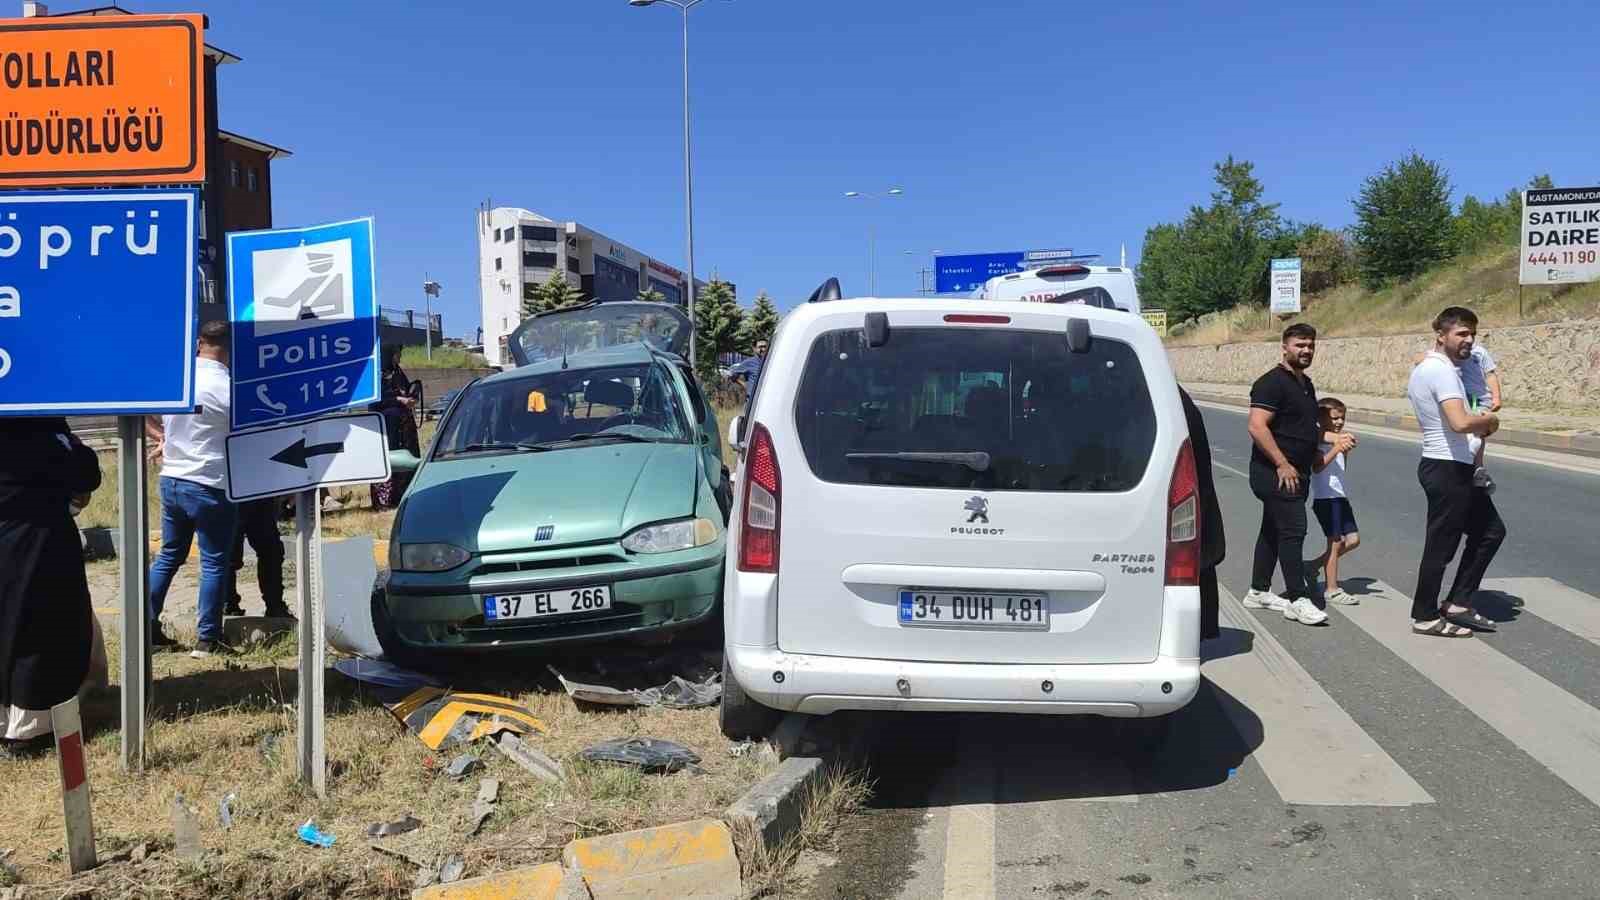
1326 589 1359 606
1284 597 1330 625
1242 589 1289 611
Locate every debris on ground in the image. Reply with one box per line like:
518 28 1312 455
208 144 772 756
386 686 547 751
728 739 756 758
297 820 336 849
494 732 565 783
332 658 444 696
579 737 702 774
218 792 237 831
438 854 465 884
445 753 482 780
366 815 422 839
469 778 500 836
258 731 282 761
548 665 722 709
171 794 203 861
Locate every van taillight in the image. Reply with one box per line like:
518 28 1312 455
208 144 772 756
738 423 781 573
1166 439 1200 586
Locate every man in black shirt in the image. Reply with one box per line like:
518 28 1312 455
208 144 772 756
1242 323 1333 625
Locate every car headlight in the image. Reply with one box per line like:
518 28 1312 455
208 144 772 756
396 543 471 572
620 518 719 554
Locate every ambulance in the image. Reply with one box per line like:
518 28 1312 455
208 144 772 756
975 263 1142 315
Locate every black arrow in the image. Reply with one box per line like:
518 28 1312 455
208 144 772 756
270 438 345 469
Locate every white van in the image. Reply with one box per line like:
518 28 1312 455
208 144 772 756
976 263 1142 314
720 294 1198 748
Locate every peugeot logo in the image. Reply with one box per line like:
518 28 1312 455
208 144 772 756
963 496 989 524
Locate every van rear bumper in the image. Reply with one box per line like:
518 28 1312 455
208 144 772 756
726 647 1200 718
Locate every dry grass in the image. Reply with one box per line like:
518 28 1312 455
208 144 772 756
1166 246 1600 346
734 765 875 899
0 637 773 898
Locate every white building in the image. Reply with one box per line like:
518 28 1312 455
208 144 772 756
476 207 697 368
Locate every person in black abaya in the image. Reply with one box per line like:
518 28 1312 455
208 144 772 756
0 417 101 757
1179 387 1226 641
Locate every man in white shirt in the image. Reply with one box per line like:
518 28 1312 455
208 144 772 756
146 321 239 658
1405 306 1504 639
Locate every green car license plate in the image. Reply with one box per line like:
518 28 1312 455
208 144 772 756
484 585 611 622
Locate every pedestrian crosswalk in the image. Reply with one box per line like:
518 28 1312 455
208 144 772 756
1215 575 1600 810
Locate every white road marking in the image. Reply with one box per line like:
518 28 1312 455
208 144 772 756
1196 400 1600 477
1480 577 1600 648
1337 580 1600 808
1207 585 1434 806
1212 459 1250 479
940 762 996 900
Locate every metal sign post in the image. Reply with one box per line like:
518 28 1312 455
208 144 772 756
294 490 327 798
117 417 150 772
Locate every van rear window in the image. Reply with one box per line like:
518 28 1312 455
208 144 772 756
793 327 1157 492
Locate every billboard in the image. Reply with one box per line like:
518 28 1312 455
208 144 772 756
1270 258 1302 316
0 14 207 187
1520 186 1600 286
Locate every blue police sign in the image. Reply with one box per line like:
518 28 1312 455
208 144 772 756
934 251 1025 294
0 189 198 416
228 217 379 429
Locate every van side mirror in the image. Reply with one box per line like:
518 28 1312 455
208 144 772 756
388 450 422 474
727 415 745 452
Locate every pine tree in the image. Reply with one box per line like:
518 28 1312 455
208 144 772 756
737 291 780 352
693 279 743 377
636 287 667 304
1352 152 1457 288
523 270 584 316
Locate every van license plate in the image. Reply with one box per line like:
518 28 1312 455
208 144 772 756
897 590 1049 630
484 586 611 622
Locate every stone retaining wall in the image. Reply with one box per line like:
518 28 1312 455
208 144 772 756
1166 322 1600 413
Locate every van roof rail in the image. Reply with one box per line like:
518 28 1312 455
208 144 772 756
806 277 842 303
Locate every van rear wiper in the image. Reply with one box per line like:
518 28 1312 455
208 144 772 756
845 450 991 472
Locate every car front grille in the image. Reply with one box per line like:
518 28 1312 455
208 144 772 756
474 553 626 578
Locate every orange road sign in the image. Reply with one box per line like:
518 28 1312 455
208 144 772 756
0 13 206 186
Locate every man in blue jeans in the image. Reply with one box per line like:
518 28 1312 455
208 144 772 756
146 321 239 658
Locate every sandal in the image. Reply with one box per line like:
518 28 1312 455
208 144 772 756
1443 608 1497 632
1413 619 1474 638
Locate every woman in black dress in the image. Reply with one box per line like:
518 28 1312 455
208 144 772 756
0 417 101 756
370 346 421 509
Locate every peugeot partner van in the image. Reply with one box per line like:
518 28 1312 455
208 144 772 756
720 291 1197 748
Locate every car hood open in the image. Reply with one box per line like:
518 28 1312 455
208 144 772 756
397 441 699 553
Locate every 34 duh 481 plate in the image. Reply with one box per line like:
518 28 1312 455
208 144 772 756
897 590 1049 630
484 586 611 622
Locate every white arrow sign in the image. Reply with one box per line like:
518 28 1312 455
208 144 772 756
226 412 392 502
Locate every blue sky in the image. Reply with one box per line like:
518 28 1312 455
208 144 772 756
184 0 1600 338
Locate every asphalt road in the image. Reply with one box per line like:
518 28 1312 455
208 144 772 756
802 405 1600 900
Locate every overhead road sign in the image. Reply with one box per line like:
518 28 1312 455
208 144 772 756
0 189 197 416
0 14 206 187
935 249 1100 294
228 217 380 429
1520 186 1600 286
1270 257 1302 316
225 411 390 502
935 251 1025 293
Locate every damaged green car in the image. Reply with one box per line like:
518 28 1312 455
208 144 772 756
377 302 731 658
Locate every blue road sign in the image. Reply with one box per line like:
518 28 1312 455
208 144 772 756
935 251 1025 294
228 218 379 430
0 189 198 417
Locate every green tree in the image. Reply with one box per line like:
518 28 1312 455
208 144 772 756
1352 152 1457 287
737 291 780 352
693 279 743 378
636 287 667 304
1294 224 1356 294
522 270 585 317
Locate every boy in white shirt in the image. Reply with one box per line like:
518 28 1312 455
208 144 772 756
1456 343 1501 493
1309 398 1361 606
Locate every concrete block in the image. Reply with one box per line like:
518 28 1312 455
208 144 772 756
724 755 826 849
411 862 565 900
563 819 740 900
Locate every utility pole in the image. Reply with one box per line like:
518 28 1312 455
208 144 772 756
422 278 441 361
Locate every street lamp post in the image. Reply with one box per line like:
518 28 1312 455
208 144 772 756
422 278 441 361
844 188 903 296
630 0 722 365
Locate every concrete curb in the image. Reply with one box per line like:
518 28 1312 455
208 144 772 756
412 862 567 900
1190 392 1600 460
564 818 740 900
724 755 827 849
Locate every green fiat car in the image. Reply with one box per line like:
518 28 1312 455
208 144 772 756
377 302 731 658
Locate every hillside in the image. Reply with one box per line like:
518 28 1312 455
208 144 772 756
1166 247 1600 346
